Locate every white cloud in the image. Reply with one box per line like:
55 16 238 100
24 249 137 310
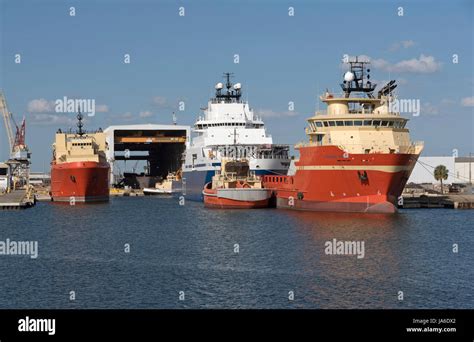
95 104 109 113
372 54 441 73
401 40 415 48
341 54 440 74
27 98 55 113
139 110 153 118
256 109 298 118
29 113 77 126
461 96 474 107
440 98 456 105
389 40 416 51
120 112 134 120
152 96 167 106
421 102 439 115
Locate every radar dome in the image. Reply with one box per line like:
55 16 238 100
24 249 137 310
215 82 223 90
344 71 355 82
233 83 241 90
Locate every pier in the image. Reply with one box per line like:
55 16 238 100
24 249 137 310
110 188 144 197
0 189 35 210
401 194 474 209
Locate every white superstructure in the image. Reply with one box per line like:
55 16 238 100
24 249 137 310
182 73 290 200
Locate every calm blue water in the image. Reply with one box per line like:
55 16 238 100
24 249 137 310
0 197 472 309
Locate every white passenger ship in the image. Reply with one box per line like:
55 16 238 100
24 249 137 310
182 73 290 200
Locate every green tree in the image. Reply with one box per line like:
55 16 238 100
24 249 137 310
434 165 449 194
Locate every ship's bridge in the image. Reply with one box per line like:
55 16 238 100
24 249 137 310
304 95 417 155
300 58 423 155
193 100 264 131
320 93 394 115
201 101 257 121
194 119 264 131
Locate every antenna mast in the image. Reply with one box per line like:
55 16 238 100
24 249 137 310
76 108 84 136
341 56 377 98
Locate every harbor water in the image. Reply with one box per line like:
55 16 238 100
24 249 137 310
0 197 472 309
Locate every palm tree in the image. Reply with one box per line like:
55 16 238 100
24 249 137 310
434 165 449 194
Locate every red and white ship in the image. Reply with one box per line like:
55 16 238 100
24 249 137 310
50 111 110 202
203 159 272 209
263 58 423 213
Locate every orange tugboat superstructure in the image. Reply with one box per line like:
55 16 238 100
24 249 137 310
203 159 272 209
50 111 109 202
263 58 424 213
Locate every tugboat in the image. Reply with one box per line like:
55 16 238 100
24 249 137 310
203 159 272 209
263 57 424 213
50 110 110 202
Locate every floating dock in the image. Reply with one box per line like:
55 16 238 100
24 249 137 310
401 194 474 209
0 189 35 210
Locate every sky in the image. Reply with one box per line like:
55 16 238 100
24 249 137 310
0 0 473 171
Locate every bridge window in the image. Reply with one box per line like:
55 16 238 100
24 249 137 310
328 121 336 127
315 121 323 127
323 121 329 127
344 121 353 126
388 121 394 127
336 121 344 126
363 120 372 126
316 134 323 146
354 120 363 126
373 120 381 126
381 121 388 126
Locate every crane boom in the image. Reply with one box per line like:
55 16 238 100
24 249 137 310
0 91 15 153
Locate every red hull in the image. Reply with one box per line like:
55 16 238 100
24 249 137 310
263 146 419 214
51 161 110 202
203 188 270 209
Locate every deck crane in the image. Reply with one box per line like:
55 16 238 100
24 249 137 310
0 91 31 190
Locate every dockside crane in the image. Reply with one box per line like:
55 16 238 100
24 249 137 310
0 91 31 191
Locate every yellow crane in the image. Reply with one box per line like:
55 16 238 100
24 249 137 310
0 91 15 154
